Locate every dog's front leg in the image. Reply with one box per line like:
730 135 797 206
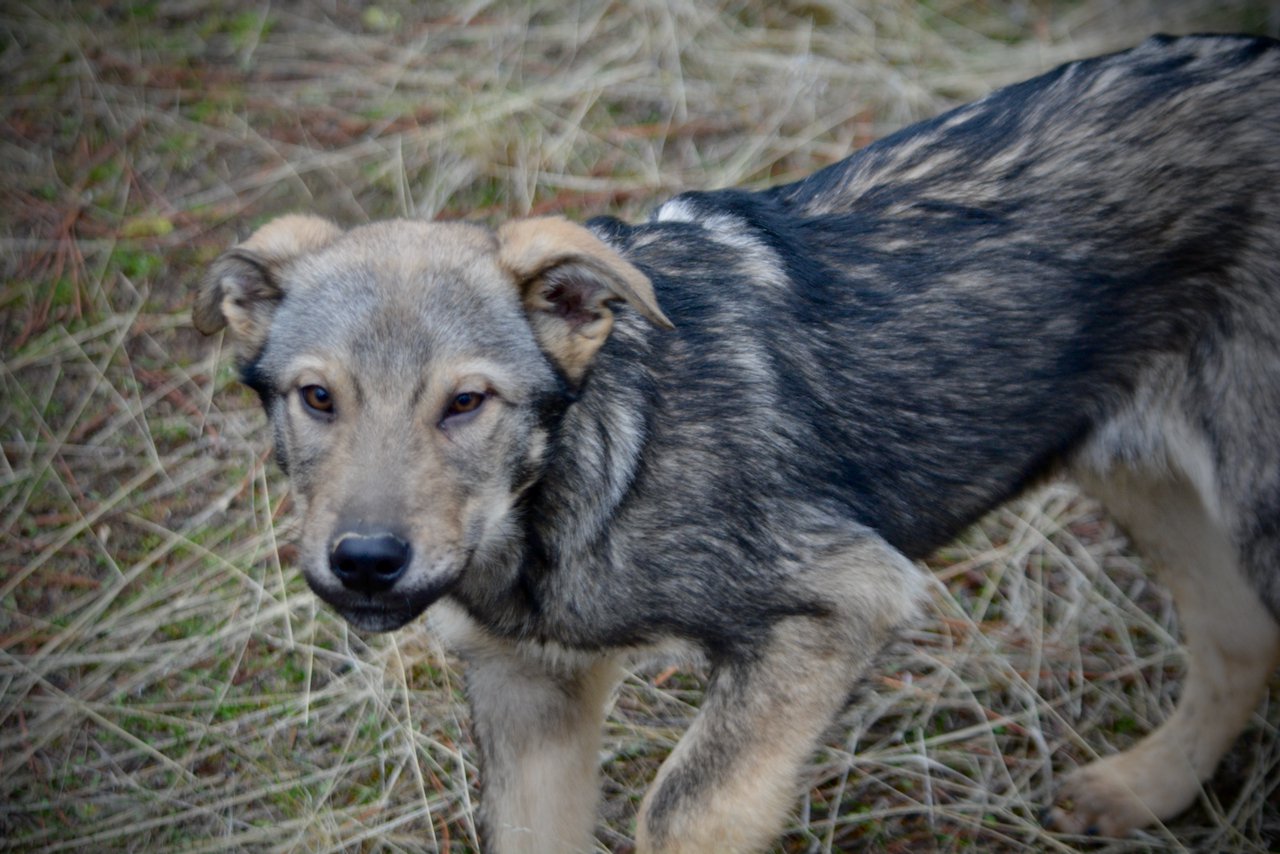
637 535 927 853
463 642 621 854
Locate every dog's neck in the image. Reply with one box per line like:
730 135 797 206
451 323 661 646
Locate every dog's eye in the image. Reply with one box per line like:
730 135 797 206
300 384 334 415
447 391 486 418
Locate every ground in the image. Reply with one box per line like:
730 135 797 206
3 2 1279 851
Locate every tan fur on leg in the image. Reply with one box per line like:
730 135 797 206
463 641 621 854
1050 468 1280 836
637 535 927 853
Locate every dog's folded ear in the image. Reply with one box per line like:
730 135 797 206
498 216 672 382
194 214 342 359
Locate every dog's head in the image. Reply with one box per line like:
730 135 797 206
195 215 670 631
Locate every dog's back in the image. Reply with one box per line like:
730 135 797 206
593 34 1280 563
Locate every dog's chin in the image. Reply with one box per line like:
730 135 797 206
309 578 455 634
334 605 421 633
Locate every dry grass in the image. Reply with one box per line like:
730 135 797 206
4 1 1280 851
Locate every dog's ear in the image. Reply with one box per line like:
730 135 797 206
194 214 342 358
497 216 672 382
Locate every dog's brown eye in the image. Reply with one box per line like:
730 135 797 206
300 384 334 415
448 391 486 417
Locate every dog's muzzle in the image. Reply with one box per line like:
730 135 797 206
329 529 412 594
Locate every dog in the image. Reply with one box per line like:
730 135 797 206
194 34 1280 852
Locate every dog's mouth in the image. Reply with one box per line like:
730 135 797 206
332 602 424 633
306 569 461 633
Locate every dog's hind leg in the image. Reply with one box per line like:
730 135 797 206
1048 466 1280 836
636 534 927 854
462 641 621 854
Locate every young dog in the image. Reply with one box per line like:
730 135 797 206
195 34 1280 852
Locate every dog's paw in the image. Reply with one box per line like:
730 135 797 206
1044 757 1180 837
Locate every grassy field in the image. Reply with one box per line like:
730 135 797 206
4 1 1280 851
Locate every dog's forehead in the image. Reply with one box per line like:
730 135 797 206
305 220 507 296
283 220 523 326
265 220 538 378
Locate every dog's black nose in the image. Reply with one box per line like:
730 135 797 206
329 531 411 593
